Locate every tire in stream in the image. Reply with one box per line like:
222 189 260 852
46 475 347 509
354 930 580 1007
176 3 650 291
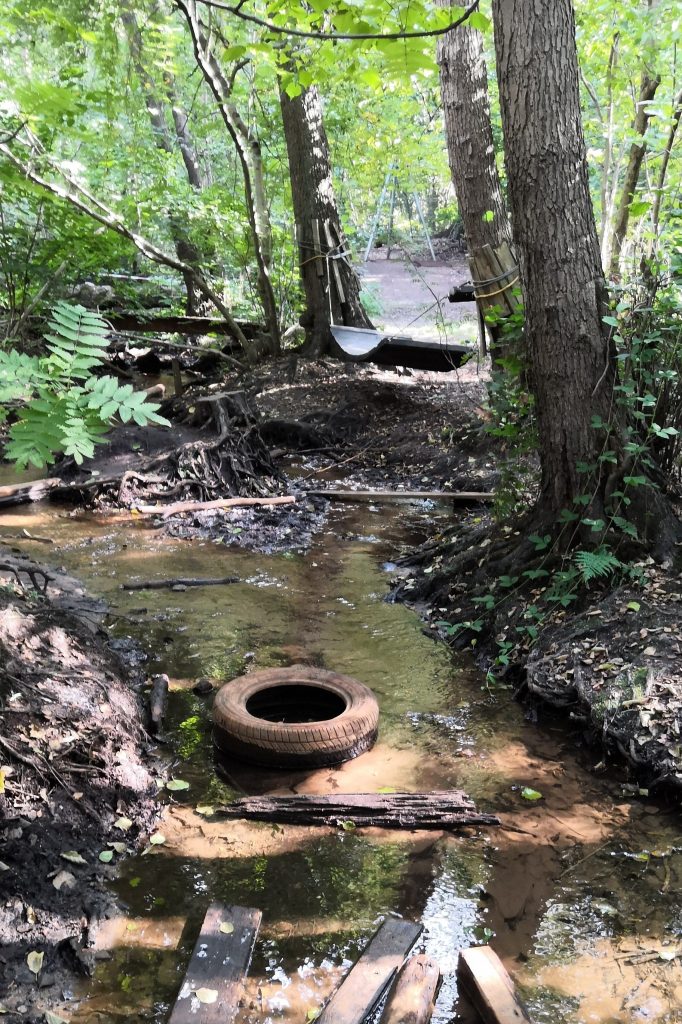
213 665 379 768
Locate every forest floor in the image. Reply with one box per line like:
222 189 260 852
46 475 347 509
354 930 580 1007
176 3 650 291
0 551 159 1019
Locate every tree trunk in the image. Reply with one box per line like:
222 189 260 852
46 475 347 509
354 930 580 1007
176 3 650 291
437 0 511 254
437 0 517 354
121 5 209 316
491 0 616 516
280 82 373 357
607 71 661 280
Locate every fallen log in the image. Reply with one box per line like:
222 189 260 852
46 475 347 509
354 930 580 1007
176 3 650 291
380 955 441 1024
122 576 239 591
215 791 500 830
168 902 261 1024
307 489 493 504
108 312 260 338
133 494 296 518
0 478 61 509
317 918 423 1024
148 673 169 735
457 947 532 1024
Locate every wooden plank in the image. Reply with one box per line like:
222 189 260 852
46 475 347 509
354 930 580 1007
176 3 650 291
216 791 500 830
317 917 423 1024
307 489 493 504
312 219 325 277
457 947 532 1024
169 903 261 1024
323 219 346 303
380 954 441 1024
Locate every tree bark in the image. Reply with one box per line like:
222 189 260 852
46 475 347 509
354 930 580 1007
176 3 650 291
280 82 373 356
491 0 616 517
607 71 661 280
437 0 511 254
437 1 517 356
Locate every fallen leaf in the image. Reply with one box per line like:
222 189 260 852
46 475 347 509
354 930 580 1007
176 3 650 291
659 949 678 961
195 805 214 817
149 832 166 846
0 862 9 873
114 816 133 832
219 922 234 934
27 950 43 976
61 851 87 865
99 850 114 863
377 786 396 794
521 787 543 802
52 870 76 891
195 988 218 1004
45 1013 68 1024
108 842 127 854
166 779 190 792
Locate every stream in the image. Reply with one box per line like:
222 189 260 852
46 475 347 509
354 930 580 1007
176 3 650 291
2 496 682 1024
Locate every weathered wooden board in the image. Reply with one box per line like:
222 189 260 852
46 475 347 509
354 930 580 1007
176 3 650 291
457 946 532 1024
168 903 261 1024
380 954 441 1024
317 918 423 1024
216 792 500 831
307 490 493 504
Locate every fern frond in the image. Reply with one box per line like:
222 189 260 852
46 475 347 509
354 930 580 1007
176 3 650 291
574 548 621 583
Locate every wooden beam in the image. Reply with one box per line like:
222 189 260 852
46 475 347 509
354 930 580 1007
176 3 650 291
215 791 500 830
133 495 296 518
317 918 423 1024
307 490 493 504
380 954 441 1024
168 903 261 1024
457 947 532 1024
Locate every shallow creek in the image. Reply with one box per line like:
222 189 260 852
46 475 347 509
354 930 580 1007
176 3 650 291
2 499 682 1024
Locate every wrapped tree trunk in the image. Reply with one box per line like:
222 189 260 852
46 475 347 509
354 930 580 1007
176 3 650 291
437 0 518 345
280 82 373 356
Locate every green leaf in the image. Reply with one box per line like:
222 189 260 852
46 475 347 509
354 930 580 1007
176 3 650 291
166 779 190 791
219 921 235 934
149 832 166 845
99 849 114 863
626 601 641 612
468 11 491 31
195 988 219 1004
521 787 543 801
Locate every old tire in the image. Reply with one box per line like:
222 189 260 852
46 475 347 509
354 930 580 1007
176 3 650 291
213 665 379 768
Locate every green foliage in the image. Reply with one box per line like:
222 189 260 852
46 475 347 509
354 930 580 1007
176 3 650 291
574 547 622 583
0 302 168 468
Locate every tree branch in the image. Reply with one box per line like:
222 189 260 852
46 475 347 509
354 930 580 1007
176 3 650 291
0 141 249 349
194 0 482 41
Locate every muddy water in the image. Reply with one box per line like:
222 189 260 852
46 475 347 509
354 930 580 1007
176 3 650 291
2 501 682 1024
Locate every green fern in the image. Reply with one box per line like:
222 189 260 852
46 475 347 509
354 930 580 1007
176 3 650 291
1 302 169 468
574 547 622 583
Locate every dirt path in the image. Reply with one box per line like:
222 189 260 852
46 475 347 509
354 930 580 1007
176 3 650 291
360 252 478 344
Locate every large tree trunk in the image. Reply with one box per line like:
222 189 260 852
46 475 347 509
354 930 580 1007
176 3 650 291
437 0 517 350
491 0 616 516
437 1 511 254
280 83 373 357
491 0 680 558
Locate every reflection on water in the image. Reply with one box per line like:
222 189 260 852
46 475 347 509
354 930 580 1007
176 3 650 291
2 501 682 1023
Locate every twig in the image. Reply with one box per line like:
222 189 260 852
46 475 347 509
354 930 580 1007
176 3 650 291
121 575 240 590
132 494 295 517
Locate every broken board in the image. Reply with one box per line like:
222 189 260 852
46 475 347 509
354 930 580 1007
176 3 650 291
317 917 423 1024
216 791 500 830
457 946 532 1024
168 902 261 1024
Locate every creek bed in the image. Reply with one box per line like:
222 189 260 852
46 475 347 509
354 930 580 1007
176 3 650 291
2 499 682 1024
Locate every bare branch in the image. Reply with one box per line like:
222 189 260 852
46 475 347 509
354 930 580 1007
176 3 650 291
194 0 482 41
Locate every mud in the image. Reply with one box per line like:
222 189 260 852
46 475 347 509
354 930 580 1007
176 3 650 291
0 550 159 1021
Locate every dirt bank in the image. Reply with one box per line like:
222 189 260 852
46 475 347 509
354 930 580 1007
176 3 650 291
0 550 159 1022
